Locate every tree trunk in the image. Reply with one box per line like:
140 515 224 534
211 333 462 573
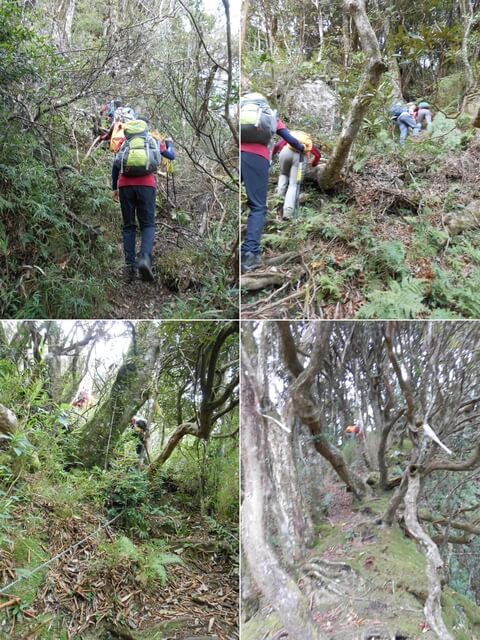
148 421 198 473
277 322 369 499
74 324 160 468
316 0 387 190
149 321 238 473
240 0 250 55
388 55 404 102
404 471 453 640
263 409 314 566
241 355 323 640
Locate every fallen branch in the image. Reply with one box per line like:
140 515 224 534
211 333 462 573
65 209 101 239
240 272 286 291
0 597 20 610
264 252 301 267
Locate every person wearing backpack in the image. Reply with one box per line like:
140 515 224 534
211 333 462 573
240 92 305 273
272 132 321 219
415 101 433 128
389 102 421 144
131 415 149 464
112 117 175 282
99 103 137 149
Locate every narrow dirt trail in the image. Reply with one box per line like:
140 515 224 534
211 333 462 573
107 224 183 319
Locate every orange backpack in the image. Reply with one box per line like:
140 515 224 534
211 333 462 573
110 122 126 153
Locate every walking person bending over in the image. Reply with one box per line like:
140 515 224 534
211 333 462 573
415 101 433 129
273 132 321 220
131 415 149 465
112 117 175 282
240 92 305 273
389 102 421 145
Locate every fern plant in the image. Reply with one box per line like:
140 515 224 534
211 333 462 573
357 277 428 319
365 239 407 277
137 541 183 587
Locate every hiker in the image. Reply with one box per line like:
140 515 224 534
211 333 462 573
415 101 433 128
131 415 149 464
99 104 136 150
240 92 305 273
100 99 121 124
345 424 363 438
72 388 92 410
389 103 421 145
272 132 321 220
112 117 175 282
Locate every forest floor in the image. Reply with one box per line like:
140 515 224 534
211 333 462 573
103 209 237 320
0 479 238 640
241 131 480 319
242 479 480 640
109 233 178 320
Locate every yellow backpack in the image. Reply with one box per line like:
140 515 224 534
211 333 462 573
287 130 313 153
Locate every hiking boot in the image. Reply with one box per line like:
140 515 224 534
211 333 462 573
137 253 154 282
124 266 137 283
241 252 262 274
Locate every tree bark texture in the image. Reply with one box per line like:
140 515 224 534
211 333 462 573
403 471 453 640
241 350 323 640
316 0 387 190
264 410 314 566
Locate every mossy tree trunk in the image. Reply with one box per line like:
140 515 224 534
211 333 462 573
75 323 161 469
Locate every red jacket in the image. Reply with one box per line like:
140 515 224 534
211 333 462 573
272 139 321 167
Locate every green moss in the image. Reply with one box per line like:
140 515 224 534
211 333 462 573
242 612 283 640
442 587 480 637
313 523 345 553
355 494 390 516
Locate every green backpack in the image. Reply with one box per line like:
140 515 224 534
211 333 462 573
240 92 277 145
115 120 160 176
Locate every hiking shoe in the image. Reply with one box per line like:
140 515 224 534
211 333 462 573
241 252 262 274
124 266 137 283
137 253 154 282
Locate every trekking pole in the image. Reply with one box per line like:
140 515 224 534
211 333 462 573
166 171 171 213
171 170 177 208
293 152 304 219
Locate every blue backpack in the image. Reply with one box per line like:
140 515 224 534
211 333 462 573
389 103 406 119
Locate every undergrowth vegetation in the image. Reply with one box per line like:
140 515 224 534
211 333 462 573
1 0 238 319
241 0 480 319
242 125 480 319
0 323 239 639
